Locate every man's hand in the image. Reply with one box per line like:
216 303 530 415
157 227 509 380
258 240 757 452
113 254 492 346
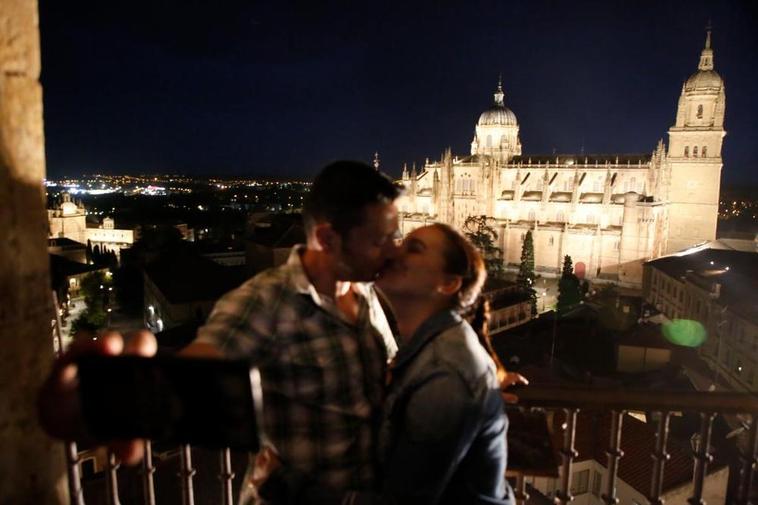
38 329 158 465
500 372 528 404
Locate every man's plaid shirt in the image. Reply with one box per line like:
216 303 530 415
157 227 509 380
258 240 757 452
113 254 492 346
196 246 397 495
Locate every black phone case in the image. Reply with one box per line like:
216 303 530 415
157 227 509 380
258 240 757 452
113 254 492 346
76 355 263 451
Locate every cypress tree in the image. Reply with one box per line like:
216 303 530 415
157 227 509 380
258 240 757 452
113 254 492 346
516 230 537 315
557 254 583 314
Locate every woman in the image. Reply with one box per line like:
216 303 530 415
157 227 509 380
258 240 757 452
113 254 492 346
261 223 518 504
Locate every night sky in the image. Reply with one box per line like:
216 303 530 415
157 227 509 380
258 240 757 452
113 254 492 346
40 1 757 184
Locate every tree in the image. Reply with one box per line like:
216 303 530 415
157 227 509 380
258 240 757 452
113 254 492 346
516 230 537 315
463 215 505 280
557 255 582 314
71 270 111 340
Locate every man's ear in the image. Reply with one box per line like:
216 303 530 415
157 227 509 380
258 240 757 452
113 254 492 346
437 275 463 296
314 223 340 253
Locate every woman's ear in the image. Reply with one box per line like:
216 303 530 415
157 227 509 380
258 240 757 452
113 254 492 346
314 223 340 253
437 275 463 296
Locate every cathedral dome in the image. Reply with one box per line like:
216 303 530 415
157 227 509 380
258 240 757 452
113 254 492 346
477 79 518 126
685 69 723 91
478 105 518 126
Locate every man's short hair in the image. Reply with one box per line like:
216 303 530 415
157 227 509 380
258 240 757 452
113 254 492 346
303 160 402 236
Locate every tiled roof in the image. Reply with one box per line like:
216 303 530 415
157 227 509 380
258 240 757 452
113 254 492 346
144 252 247 304
552 410 726 495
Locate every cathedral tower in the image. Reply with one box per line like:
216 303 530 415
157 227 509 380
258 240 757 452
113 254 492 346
665 28 726 253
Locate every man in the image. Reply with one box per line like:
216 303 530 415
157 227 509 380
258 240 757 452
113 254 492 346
191 160 402 500
39 160 403 502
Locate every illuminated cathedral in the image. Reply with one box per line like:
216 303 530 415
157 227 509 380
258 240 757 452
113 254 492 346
397 30 725 286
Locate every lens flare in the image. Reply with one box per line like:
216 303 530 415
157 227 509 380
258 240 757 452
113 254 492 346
662 319 707 347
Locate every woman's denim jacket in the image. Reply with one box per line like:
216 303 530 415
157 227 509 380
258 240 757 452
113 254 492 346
375 309 514 505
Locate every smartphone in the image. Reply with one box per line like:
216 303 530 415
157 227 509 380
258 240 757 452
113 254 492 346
76 355 263 451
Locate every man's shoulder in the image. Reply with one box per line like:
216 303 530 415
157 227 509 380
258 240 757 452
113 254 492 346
222 263 299 309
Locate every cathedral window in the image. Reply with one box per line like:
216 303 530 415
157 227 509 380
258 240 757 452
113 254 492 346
702 146 707 158
693 146 698 158
697 104 703 119
557 211 565 222
684 146 689 157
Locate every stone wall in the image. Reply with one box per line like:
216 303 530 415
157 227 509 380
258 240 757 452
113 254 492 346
0 0 68 502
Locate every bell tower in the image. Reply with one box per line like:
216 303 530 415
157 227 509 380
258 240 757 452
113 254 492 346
665 27 726 254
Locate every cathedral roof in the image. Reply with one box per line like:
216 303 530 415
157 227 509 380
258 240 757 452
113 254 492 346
477 79 518 127
511 153 652 165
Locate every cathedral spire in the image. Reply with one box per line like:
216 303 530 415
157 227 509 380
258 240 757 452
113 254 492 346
698 24 714 71
494 75 504 106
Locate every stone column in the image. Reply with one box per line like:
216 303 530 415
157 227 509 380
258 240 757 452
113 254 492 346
0 1 68 502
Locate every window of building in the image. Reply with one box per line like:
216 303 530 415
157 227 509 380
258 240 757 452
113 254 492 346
549 236 555 246
571 469 590 495
684 146 689 157
592 471 602 497
693 146 699 158
486 135 492 148
557 211 565 222
614 240 620 251
528 210 536 221
697 104 704 119
702 146 707 158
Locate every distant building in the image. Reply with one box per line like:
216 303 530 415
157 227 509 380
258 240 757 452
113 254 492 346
643 246 758 392
245 213 305 273
615 322 675 374
143 252 247 333
49 254 105 302
47 192 135 256
398 30 725 286
485 283 534 335
48 237 87 264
